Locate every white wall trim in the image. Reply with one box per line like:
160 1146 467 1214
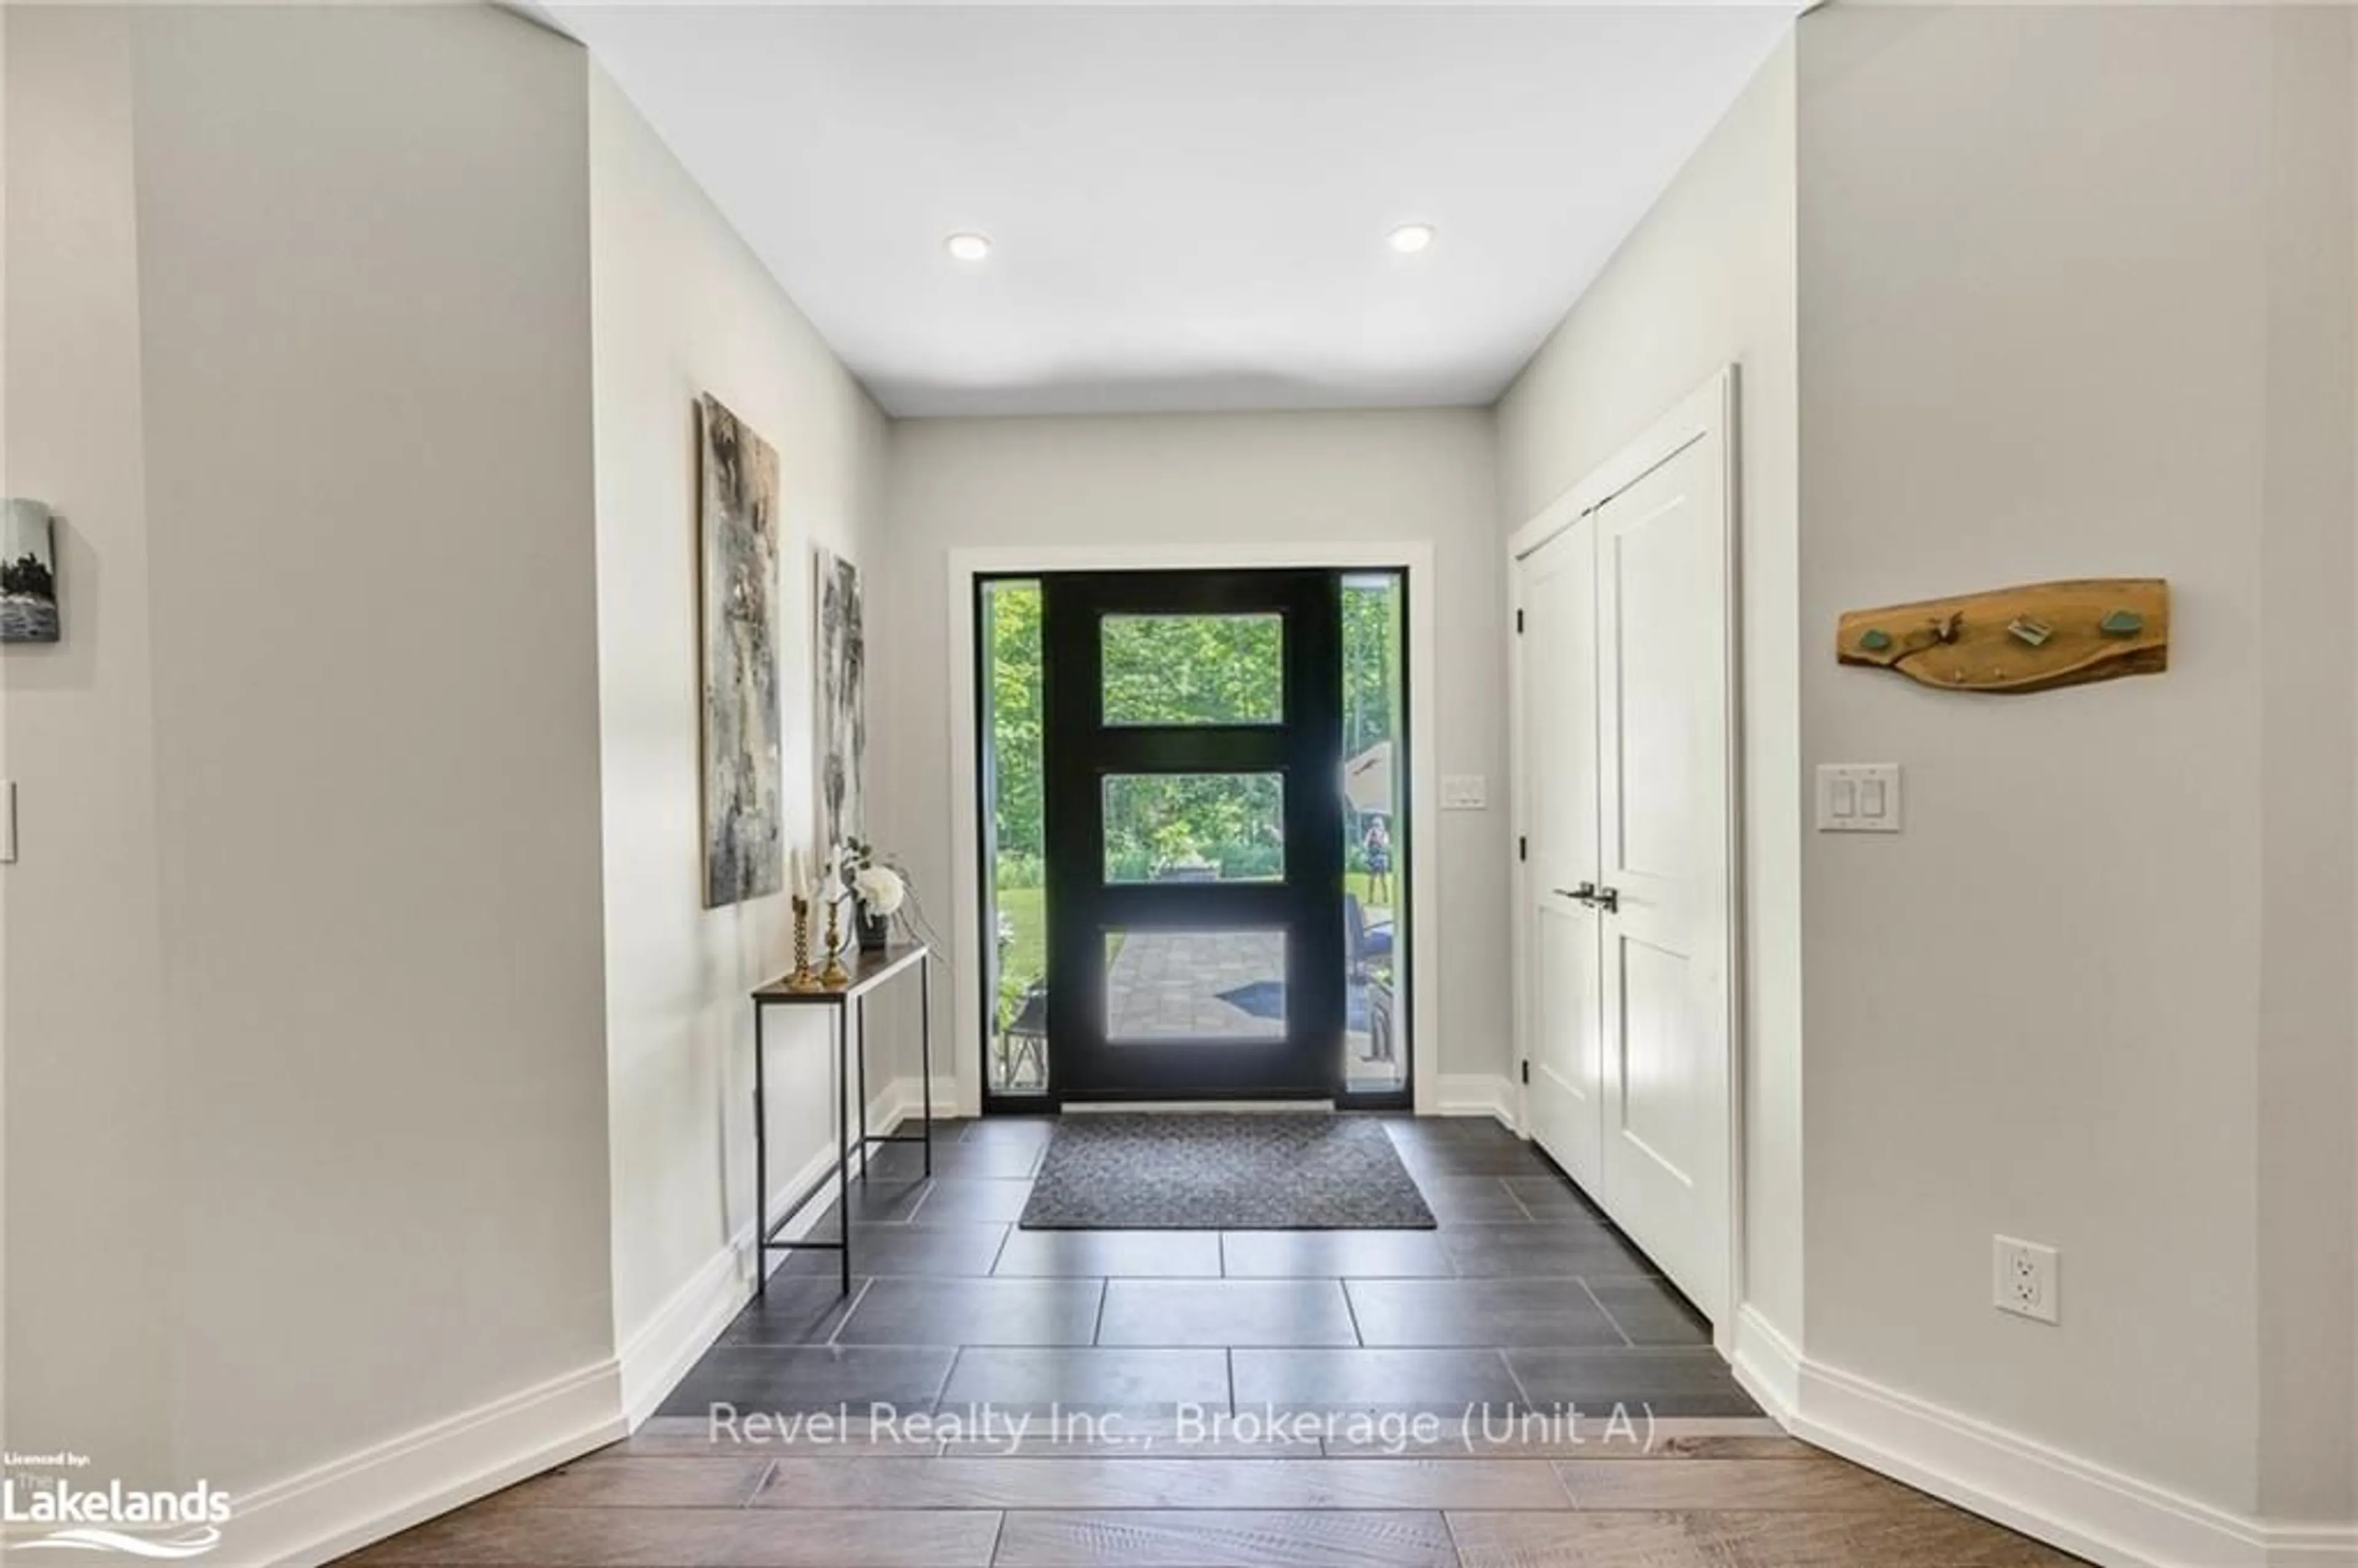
227 1359 623 1568
1743 1337 2354 1568
944 542 1442 1116
2261 1527 2358 1567
1729 1303 1802 1421
1792 1354 2295 1568
618 1239 743 1430
1434 1072 1522 1132
242 1071 944 1568
617 1074 937 1428
1506 368 1733 564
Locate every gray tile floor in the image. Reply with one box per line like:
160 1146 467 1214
661 1116 1757 1422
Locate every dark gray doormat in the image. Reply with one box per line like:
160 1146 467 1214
1020 1114 1436 1230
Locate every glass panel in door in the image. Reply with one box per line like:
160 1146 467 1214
979 578 1052 1100
1341 571 1409 1093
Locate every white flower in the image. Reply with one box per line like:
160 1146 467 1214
852 864 906 917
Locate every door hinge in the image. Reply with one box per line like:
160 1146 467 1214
1515 608 1525 634
1517 835 1528 862
1519 1060 1530 1085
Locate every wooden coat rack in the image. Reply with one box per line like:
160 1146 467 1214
1837 578 2169 695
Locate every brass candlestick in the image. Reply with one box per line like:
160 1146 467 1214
787 898 822 992
819 897 851 987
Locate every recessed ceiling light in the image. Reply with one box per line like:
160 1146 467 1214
945 232 992 262
1387 223 1436 255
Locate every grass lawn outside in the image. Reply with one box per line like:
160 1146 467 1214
994 885 1046 992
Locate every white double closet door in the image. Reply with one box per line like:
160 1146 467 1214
1515 394 1732 1331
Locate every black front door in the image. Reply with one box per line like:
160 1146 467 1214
1041 570 1346 1100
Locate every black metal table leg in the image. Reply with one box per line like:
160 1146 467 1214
749 949 931 1300
920 953 933 1177
836 1003 852 1295
753 1001 768 1297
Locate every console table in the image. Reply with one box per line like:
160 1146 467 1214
749 942 933 1294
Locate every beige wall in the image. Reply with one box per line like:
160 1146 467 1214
1 5 172 1482
876 411 1508 1100
586 66 892 1391
1493 37 1804 1347
2256 9 2358 1527
1797 3 2355 1521
4 0 617 1543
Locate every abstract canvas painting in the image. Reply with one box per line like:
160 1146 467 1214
698 395 785 908
1 500 60 644
817 548 866 852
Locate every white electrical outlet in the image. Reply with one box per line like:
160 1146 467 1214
1993 1235 2060 1324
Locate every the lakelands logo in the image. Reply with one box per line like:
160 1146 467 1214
2 1454 230 1559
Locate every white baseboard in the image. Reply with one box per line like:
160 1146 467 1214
1741 1325 2352 1568
1729 1303 1802 1419
616 1236 746 1430
615 1073 935 1429
1433 1073 1520 1131
239 1074 946 1568
230 1359 623 1568
1062 1100 1336 1113
2262 1528 2358 1566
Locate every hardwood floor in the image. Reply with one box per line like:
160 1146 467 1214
339 1416 2086 1566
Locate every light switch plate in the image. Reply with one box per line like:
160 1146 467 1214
1816 763 1902 833
1441 774 1487 810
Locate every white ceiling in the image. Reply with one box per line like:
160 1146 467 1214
545 4 1797 417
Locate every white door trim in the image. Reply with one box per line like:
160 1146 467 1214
1506 366 1744 1346
944 541 1442 1118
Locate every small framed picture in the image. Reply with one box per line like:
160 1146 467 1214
2 500 59 643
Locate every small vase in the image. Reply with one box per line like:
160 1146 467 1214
856 908 891 952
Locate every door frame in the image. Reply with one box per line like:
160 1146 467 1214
947 542 1441 1119
1506 366 1744 1350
